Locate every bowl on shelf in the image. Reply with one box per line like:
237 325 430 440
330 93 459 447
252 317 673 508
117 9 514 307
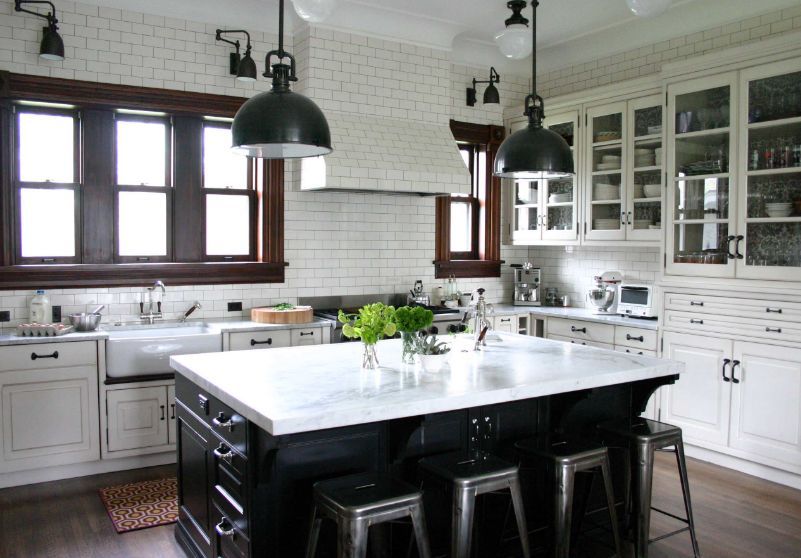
634 219 652 229
596 162 620 171
647 125 662 135
643 184 662 198
766 207 793 218
602 154 621 164
594 183 620 200
548 193 572 204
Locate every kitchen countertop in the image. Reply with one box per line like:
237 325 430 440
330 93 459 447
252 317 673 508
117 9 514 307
170 334 680 436
0 317 335 346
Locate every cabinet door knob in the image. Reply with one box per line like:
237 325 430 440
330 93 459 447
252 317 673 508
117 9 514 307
215 518 235 537
213 443 234 465
31 350 59 360
212 413 236 431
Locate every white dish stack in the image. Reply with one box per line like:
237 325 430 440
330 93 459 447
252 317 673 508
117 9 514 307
765 203 793 218
634 147 656 168
593 218 620 230
594 183 621 201
596 154 621 171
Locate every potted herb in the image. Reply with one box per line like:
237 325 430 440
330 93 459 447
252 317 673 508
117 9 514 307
338 303 397 369
414 334 451 373
393 306 434 364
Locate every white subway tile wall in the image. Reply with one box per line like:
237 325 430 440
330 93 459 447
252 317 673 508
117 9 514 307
1 1 799 328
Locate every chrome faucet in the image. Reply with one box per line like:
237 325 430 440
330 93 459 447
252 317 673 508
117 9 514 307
471 288 493 351
140 280 166 324
180 301 202 322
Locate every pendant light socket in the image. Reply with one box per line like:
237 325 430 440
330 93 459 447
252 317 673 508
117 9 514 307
15 1 65 61
466 67 501 107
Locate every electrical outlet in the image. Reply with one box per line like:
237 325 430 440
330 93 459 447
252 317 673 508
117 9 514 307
52 305 62 322
227 301 243 312
0 311 10 322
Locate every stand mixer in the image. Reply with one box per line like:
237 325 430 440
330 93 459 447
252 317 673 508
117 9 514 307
587 271 622 314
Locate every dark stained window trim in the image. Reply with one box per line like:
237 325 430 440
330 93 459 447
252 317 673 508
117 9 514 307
0 71 285 288
434 120 505 279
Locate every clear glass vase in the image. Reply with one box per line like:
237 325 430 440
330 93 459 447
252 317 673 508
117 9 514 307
400 331 417 364
361 343 379 369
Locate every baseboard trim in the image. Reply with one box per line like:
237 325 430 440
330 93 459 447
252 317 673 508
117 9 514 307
0 452 176 489
684 444 801 490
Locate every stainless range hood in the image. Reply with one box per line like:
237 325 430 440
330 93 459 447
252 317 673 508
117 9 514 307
298 112 472 196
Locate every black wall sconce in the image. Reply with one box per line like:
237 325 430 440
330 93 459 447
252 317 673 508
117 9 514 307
14 0 64 61
215 29 257 82
467 67 500 106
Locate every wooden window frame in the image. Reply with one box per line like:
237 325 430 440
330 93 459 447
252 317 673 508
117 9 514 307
434 120 505 279
13 104 81 265
200 120 257 262
0 71 285 288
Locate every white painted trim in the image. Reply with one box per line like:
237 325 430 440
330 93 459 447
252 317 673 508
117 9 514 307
0 452 175 489
684 443 801 491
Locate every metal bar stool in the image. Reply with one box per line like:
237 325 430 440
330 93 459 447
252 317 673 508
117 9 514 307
418 450 530 558
515 434 622 558
598 418 700 558
306 472 432 558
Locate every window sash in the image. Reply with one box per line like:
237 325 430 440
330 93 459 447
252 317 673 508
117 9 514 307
114 185 173 263
114 113 172 188
202 189 257 261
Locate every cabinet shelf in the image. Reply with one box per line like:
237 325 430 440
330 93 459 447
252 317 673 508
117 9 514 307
633 165 662 172
745 216 801 224
514 203 539 208
675 127 731 139
747 115 801 129
592 169 622 176
633 134 662 145
672 218 729 225
591 199 622 205
545 201 574 207
674 172 730 181
633 196 662 203
746 167 801 177
592 139 623 148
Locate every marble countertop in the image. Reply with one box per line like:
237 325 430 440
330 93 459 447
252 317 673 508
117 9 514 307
0 330 110 346
481 304 658 330
171 334 681 436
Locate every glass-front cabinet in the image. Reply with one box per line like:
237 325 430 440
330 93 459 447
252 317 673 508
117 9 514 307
584 102 626 241
510 110 579 244
666 73 737 278
627 95 664 241
737 59 801 281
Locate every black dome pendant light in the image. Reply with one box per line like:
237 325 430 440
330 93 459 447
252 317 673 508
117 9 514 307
493 1 573 179
231 0 332 158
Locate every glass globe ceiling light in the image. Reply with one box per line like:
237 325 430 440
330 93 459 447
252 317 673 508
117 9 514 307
231 0 332 159
493 0 574 179
494 1 532 60
626 0 672 17
292 0 338 23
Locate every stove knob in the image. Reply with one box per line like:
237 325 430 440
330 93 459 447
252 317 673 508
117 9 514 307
429 326 439 335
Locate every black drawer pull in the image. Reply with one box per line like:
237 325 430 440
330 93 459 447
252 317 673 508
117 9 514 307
570 326 587 333
731 360 741 384
626 334 644 342
215 518 235 537
213 443 234 465
766 308 782 314
160 405 165 421
500 318 511 322
250 338 273 346
766 327 782 334
31 350 59 361
722 358 731 382
299 331 314 336
690 301 704 306
690 319 704 324
170 403 175 420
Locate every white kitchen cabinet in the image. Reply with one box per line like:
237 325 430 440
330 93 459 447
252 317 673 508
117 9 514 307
729 342 801 469
509 110 581 245
0 342 99 474
229 329 292 351
626 94 664 242
493 315 516 334
661 331 732 449
291 327 323 346
106 386 169 452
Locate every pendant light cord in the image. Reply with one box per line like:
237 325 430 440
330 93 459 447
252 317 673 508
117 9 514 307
278 0 285 57
531 0 537 96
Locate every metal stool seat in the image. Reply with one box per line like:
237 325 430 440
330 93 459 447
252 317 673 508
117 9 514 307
515 434 622 558
598 418 700 558
419 450 530 558
306 472 432 558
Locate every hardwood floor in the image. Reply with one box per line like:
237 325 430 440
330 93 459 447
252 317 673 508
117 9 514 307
1 455 800 558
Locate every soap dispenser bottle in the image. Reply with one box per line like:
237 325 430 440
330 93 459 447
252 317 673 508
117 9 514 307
30 290 52 323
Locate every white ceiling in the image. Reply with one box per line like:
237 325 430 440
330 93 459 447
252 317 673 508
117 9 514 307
82 0 801 74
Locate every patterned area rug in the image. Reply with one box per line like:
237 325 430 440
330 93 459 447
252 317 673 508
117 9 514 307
99 477 178 533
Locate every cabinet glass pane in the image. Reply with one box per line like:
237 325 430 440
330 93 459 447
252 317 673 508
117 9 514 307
549 122 574 148
20 188 75 257
673 223 729 264
675 85 730 133
515 180 539 204
118 191 167 256
634 105 662 137
545 178 573 231
18 113 74 183
746 121 801 171
592 114 622 143
745 223 801 267
748 70 801 123
206 194 250 255
674 177 729 220
514 207 539 232
116 120 167 186
675 134 729 176
203 126 248 189
632 200 661 230
746 173 801 218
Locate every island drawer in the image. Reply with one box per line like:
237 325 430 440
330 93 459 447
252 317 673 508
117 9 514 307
229 330 291 351
291 327 322 346
548 334 614 351
0 341 97 372
663 310 801 344
546 318 615 345
176 376 247 454
614 346 657 358
211 438 247 506
664 293 801 323
614 327 658 351
212 500 250 558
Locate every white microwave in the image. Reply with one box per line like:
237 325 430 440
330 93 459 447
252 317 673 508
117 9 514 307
617 282 657 318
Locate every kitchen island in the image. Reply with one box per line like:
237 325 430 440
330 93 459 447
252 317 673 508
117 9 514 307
170 334 681 558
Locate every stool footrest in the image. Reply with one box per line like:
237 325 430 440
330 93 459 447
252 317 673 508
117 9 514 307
649 526 690 544
652 506 691 525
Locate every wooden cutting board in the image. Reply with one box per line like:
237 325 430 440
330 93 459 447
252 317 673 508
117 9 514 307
251 306 314 324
